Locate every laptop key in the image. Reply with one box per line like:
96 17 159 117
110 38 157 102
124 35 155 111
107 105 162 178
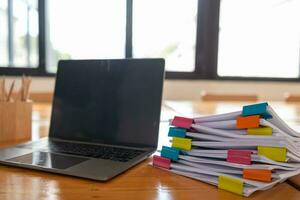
47 141 145 162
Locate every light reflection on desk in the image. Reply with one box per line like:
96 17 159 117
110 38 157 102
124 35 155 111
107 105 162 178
0 101 299 200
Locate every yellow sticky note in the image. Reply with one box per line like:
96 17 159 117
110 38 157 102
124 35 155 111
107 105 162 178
172 137 192 151
218 175 243 195
257 146 286 162
247 127 272 135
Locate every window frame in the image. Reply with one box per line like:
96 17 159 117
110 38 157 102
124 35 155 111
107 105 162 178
0 0 299 82
0 0 49 76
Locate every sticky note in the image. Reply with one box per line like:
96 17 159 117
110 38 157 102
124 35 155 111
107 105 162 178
236 115 260 129
161 146 180 161
171 116 193 129
247 127 272 135
242 102 272 119
152 155 171 169
172 137 192 151
218 175 243 195
227 150 252 165
257 146 287 162
168 127 187 138
243 169 272 182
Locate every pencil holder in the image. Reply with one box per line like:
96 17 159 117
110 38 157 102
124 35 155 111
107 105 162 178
0 101 32 142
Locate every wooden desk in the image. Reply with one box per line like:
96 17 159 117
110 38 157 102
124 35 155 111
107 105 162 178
0 101 299 200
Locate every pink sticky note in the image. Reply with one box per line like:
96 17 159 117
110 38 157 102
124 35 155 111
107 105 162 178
171 116 193 129
227 150 252 165
153 155 171 169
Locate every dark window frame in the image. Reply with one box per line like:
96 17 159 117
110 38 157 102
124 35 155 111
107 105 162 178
0 0 300 82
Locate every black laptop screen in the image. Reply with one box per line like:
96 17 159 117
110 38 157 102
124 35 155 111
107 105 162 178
49 59 164 148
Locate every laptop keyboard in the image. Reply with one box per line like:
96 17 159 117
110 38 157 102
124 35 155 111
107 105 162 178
47 141 145 162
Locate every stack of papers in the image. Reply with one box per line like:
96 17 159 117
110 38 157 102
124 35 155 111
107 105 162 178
152 102 300 196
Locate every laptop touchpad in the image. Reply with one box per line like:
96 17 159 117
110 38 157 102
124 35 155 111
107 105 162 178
7 152 88 170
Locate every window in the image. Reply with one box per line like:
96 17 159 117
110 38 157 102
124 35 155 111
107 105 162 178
0 0 8 66
218 0 300 78
0 0 38 68
132 0 198 72
0 0 300 81
46 0 126 73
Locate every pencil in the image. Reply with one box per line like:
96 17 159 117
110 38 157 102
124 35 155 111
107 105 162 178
22 75 25 101
25 77 32 101
0 78 3 102
2 77 6 102
7 80 15 102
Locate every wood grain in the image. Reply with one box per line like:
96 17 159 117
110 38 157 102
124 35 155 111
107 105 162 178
10 92 53 103
0 101 32 142
285 94 300 102
0 158 299 200
201 93 258 101
0 102 299 200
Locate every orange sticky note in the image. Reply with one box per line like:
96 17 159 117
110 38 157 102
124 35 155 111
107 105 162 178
243 169 272 182
236 115 260 129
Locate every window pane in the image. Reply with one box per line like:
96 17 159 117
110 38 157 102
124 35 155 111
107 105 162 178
47 0 126 73
13 0 39 67
218 0 300 78
0 0 38 68
0 0 8 66
133 0 198 72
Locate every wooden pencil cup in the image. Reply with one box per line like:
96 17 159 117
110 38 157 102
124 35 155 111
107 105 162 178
0 101 32 142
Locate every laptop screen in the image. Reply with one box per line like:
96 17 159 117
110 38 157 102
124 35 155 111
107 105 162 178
49 59 165 148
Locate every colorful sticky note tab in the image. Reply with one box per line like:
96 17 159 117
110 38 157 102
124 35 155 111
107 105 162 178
247 127 272 135
152 155 171 169
171 116 193 129
236 115 260 129
168 127 187 138
227 150 252 165
242 102 272 119
218 175 243 195
243 169 272 182
257 146 287 162
161 146 180 161
172 137 192 151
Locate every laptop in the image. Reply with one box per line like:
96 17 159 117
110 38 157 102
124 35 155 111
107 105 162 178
0 59 165 181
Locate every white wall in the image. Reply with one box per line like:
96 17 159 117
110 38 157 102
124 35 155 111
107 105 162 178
3 77 300 101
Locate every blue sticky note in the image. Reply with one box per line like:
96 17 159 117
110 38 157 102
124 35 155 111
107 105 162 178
242 102 272 119
161 146 179 161
168 127 186 138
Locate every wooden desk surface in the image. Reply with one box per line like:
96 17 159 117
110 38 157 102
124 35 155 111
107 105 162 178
0 101 299 200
